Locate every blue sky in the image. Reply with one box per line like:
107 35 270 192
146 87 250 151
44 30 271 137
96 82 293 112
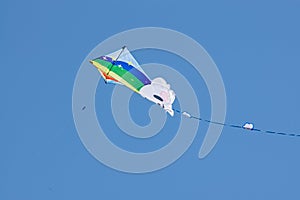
1 0 300 199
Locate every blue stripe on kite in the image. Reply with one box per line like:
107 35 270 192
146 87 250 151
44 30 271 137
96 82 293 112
97 56 113 63
114 61 151 85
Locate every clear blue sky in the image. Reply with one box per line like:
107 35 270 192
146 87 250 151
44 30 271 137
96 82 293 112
1 0 300 199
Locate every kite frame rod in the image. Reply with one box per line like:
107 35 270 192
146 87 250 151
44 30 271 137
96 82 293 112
107 46 126 75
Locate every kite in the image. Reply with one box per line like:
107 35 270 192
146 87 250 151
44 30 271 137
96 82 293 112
89 46 300 138
89 46 175 116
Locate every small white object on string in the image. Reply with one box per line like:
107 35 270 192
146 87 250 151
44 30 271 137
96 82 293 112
182 111 191 118
243 123 254 130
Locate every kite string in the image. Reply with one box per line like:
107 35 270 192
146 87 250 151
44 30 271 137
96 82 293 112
172 109 300 138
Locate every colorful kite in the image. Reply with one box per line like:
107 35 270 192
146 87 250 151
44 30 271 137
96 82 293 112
89 46 175 116
89 46 300 138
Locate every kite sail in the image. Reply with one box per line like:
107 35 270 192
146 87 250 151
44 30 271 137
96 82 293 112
89 46 151 92
89 46 176 116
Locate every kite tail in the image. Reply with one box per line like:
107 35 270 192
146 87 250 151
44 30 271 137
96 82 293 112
173 109 300 138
